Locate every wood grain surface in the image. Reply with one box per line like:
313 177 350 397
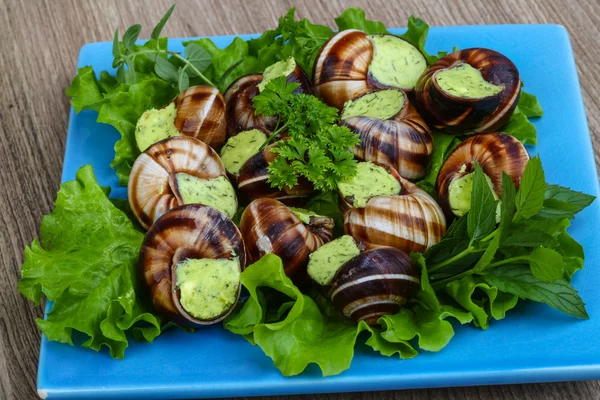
1 0 598 399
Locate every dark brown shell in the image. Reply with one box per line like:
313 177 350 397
313 30 423 109
223 74 277 138
415 48 521 134
344 173 446 253
240 198 334 277
341 90 433 180
436 132 530 218
329 247 420 326
128 136 230 230
282 60 314 95
236 144 314 205
139 204 246 327
174 86 227 150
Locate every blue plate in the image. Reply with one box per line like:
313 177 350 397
38 25 600 399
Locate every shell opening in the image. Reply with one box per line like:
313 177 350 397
338 162 401 208
135 103 181 152
174 257 241 320
258 57 297 92
220 129 268 175
367 35 426 90
307 235 361 286
170 173 237 218
340 89 405 121
435 63 505 99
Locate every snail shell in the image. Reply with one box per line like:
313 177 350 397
240 198 334 277
329 247 420 326
313 30 426 109
340 89 433 180
139 204 246 327
128 136 229 230
344 172 447 253
436 132 530 218
237 144 314 205
414 48 521 134
224 74 277 138
174 86 227 150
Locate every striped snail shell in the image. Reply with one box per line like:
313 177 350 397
340 89 433 180
313 30 427 109
174 85 227 150
139 204 246 327
329 247 420 326
414 48 521 134
240 198 334 277
237 144 314 205
128 136 232 230
343 169 447 253
224 74 277 138
436 132 529 218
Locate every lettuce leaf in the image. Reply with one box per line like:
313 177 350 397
334 8 387 34
66 69 177 185
225 254 416 376
18 165 162 359
400 16 440 64
415 131 461 197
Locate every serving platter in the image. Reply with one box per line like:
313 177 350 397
38 24 600 400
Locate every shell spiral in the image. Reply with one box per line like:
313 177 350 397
240 198 334 277
128 136 228 230
415 48 521 134
138 204 246 327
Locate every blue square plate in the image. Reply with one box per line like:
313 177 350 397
38 25 600 400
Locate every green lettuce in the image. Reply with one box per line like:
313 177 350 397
18 165 162 358
334 8 387 33
415 131 461 197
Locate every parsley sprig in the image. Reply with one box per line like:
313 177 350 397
111 5 215 90
252 77 360 191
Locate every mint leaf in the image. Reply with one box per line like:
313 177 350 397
528 247 564 282
334 8 387 34
517 90 543 118
501 231 557 248
177 67 190 92
515 156 545 220
184 43 212 74
536 184 596 219
485 265 588 319
122 24 142 51
467 163 498 240
154 56 179 82
498 172 517 241
151 4 176 40
415 131 461 197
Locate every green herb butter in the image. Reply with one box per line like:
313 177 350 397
175 257 240 320
337 162 401 208
368 35 427 90
135 103 181 152
448 168 498 217
307 235 361 286
258 57 297 91
435 63 504 99
288 207 320 224
340 89 405 120
220 129 268 175
174 173 237 218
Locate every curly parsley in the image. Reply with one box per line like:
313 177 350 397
252 77 360 191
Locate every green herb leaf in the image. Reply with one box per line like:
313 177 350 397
151 4 176 40
500 231 558 247
184 43 212 73
154 56 179 82
484 265 588 319
122 24 142 51
415 131 461 197
467 162 499 240
177 67 190 92
515 156 546 220
498 172 517 241
400 16 439 64
536 184 596 219
112 29 121 61
305 190 344 237
503 109 537 145
334 7 387 34
17 166 162 359
528 247 564 282
517 90 543 118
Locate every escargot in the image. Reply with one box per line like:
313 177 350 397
436 132 529 218
139 204 246 327
340 162 446 253
237 144 314 205
239 198 334 277
340 88 433 180
224 58 312 138
174 85 227 150
414 48 521 134
313 30 427 109
308 236 420 326
128 136 237 230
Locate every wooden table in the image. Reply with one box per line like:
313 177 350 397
1 0 599 399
